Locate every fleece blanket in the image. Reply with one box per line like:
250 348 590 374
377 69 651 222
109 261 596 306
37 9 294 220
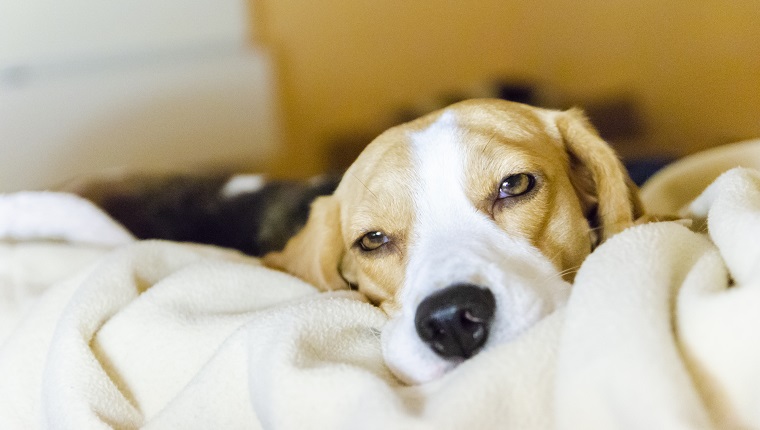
1 167 760 429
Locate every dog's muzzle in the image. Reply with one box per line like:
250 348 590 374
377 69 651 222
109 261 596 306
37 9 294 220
414 283 496 359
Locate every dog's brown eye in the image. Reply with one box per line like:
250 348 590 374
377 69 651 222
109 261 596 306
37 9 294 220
359 231 389 251
498 173 535 198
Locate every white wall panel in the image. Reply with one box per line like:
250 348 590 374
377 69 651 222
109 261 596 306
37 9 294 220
0 48 280 192
0 0 250 66
0 1 281 192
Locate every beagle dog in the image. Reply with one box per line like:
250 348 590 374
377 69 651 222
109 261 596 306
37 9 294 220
264 99 644 384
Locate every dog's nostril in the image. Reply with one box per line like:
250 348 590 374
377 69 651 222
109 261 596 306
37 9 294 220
460 310 487 339
415 284 496 359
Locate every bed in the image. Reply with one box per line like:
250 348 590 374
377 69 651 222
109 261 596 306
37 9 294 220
1 140 759 429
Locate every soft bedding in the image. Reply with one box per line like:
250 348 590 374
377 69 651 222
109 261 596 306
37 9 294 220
1 148 760 428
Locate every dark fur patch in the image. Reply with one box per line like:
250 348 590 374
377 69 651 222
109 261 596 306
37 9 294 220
78 174 340 256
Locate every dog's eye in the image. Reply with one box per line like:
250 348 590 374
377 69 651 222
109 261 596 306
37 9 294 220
498 173 535 198
358 231 389 251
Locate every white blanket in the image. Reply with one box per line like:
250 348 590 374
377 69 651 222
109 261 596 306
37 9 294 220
1 168 759 429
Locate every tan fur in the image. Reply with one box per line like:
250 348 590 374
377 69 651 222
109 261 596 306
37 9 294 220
264 99 643 310
556 108 644 241
263 196 348 291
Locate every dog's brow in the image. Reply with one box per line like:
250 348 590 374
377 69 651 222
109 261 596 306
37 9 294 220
349 171 378 200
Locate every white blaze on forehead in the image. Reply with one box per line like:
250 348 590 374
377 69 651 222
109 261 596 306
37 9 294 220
409 111 471 231
404 110 499 297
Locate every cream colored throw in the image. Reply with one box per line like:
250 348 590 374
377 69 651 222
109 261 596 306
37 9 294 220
1 164 759 429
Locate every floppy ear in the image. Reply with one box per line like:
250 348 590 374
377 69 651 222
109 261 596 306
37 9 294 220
556 108 645 244
262 195 349 291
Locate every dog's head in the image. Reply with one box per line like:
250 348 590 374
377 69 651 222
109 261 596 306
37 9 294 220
265 99 643 384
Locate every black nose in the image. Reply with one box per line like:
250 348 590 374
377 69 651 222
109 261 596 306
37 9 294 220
415 284 496 359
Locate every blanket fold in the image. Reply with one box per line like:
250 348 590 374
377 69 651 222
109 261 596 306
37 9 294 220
0 192 134 247
1 167 759 429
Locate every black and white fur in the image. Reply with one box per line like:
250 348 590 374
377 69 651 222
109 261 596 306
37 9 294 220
72 173 340 256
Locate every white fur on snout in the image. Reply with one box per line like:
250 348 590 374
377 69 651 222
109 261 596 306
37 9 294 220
381 111 570 385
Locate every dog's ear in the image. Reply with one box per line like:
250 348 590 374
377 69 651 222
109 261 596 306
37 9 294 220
263 195 349 291
556 108 645 244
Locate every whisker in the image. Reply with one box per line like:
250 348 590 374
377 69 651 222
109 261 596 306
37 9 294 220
535 264 582 289
530 246 583 286
481 132 497 155
587 225 604 233
557 265 582 279
555 265 582 280
349 171 377 200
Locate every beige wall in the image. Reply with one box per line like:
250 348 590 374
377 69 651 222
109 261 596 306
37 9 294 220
252 0 760 177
